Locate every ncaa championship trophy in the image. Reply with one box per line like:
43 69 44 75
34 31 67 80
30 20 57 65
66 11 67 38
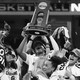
24 1 51 36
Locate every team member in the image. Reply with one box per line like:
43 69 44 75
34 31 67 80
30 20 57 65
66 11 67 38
17 35 49 69
36 48 80 80
17 31 59 70
0 46 22 80
23 22 59 54
57 48 80 80
16 34 49 80
0 22 11 78
30 56 63 80
0 30 7 72
52 26 70 50
16 22 59 80
16 30 56 80
0 22 22 80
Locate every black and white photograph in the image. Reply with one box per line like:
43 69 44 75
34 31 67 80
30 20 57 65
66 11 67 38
0 0 80 80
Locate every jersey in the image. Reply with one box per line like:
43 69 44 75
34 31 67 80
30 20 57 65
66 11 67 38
0 57 22 80
6 68 20 80
57 61 80 77
0 68 20 80
50 70 61 80
37 69 49 80
0 44 16 72
36 69 61 80
25 54 39 71
0 44 6 71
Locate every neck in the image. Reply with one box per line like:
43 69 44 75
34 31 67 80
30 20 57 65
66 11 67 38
46 72 52 78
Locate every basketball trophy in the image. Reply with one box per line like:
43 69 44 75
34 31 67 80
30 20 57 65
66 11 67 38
24 1 51 36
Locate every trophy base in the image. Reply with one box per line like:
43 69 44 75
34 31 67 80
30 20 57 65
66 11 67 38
25 29 48 36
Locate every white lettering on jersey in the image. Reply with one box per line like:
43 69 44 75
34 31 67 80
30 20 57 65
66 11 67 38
0 49 5 67
6 69 20 80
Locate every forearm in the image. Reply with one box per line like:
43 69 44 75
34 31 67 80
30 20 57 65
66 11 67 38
26 40 33 52
46 43 50 55
16 37 27 61
26 35 36 51
22 41 27 53
50 35 59 51
60 48 68 57
16 50 26 61
17 37 27 53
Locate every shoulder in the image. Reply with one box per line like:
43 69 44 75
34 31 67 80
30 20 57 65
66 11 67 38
25 54 38 63
50 72 60 80
75 62 80 69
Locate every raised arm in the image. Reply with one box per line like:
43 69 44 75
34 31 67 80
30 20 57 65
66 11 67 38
41 36 50 55
49 35 59 51
26 35 37 52
16 31 28 61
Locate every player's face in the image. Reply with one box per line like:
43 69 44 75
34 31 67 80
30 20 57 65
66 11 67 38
42 60 54 74
35 48 43 53
35 46 45 56
69 52 78 65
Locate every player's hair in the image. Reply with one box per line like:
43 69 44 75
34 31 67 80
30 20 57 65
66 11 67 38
49 56 62 71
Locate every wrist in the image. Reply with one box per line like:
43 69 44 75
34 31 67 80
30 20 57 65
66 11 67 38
29 38 33 41
46 42 49 45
